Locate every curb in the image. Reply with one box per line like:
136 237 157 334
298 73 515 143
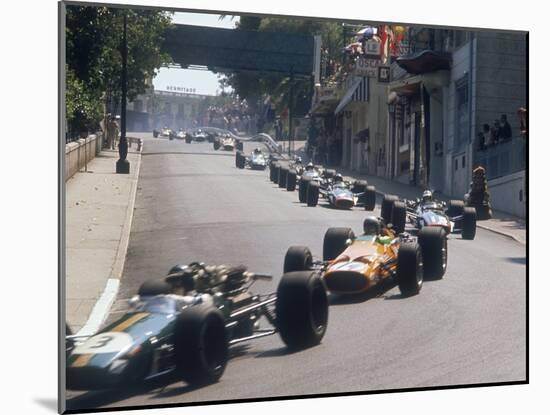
76 149 143 337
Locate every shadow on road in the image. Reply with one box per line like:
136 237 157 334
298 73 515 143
505 256 526 265
329 279 397 305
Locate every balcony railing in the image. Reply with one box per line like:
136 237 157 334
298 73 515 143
473 136 526 180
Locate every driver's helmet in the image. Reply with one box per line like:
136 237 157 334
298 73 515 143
254 147 262 154
422 190 433 203
198 129 202 133
295 156 302 164
166 264 195 293
334 173 344 183
306 162 314 171
363 216 381 235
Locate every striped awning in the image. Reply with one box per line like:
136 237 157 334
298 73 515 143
334 77 369 115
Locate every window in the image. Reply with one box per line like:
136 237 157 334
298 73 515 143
455 76 469 148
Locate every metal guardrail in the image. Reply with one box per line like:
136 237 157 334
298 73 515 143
473 136 526 180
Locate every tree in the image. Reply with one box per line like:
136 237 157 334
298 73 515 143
65 6 173 137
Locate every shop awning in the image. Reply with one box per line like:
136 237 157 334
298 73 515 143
388 70 450 100
334 77 363 115
396 50 452 74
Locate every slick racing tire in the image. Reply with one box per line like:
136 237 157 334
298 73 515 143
153 130 159 138
397 242 423 296
236 140 244 151
323 227 355 261
446 200 465 218
364 185 376 211
138 279 173 296
461 207 477 240
286 170 297 191
235 151 245 169
185 136 192 143
269 162 279 182
284 246 313 273
213 141 220 150
278 166 289 188
381 194 399 224
391 201 407 234
352 180 368 194
174 304 228 386
298 177 311 203
324 169 336 179
418 226 447 280
276 271 328 350
272 163 281 184
306 181 320 207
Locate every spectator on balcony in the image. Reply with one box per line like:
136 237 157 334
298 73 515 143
477 132 486 151
499 114 512 141
492 120 501 144
483 124 493 147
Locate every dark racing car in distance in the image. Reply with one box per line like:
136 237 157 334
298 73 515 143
302 173 377 210
282 215 448 297
380 190 477 239
235 148 268 170
66 262 328 390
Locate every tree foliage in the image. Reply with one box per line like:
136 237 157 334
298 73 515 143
65 6 172 135
219 16 344 118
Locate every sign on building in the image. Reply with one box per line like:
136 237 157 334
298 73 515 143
378 66 391 83
363 41 381 58
355 58 380 78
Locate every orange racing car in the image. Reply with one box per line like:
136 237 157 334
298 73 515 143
283 216 448 297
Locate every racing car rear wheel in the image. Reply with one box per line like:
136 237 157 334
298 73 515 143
236 152 246 169
138 279 173 296
278 166 289 188
298 177 310 203
391 201 407 234
286 170 297 191
324 169 336 179
364 185 376 211
352 180 367 194
446 200 465 218
174 304 228 385
236 140 244 151
306 181 320 207
397 242 423 296
185 136 192 143
276 271 328 350
461 207 477 240
323 227 355 261
284 246 313 273
381 194 399 224
213 141 220 150
418 226 447 280
269 162 278 182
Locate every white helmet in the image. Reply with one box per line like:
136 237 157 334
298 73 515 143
422 190 433 202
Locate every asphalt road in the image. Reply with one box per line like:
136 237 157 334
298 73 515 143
67 134 526 411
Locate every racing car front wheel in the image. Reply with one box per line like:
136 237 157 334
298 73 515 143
276 271 328 350
364 185 376 211
418 226 447 280
284 246 313 273
461 207 477 240
278 166 289 188
381 194 399 224
174 304 228 385
286 170 297 191
298 177 310 203
306 181 320 207
323 227 355 261
391 201 407 234
397 242 423 296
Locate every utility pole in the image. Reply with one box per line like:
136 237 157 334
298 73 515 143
116 11 130 174
288 68 294 158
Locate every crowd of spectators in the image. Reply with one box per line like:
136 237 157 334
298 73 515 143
477 114 513 151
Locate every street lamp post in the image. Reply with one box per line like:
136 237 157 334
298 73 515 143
116 11 130 174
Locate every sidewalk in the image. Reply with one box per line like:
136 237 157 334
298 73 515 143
339 168 526 245
65 147 142 335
